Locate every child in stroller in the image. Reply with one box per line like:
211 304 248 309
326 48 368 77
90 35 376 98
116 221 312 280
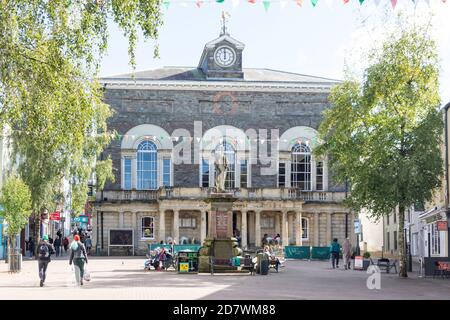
144 247 175 271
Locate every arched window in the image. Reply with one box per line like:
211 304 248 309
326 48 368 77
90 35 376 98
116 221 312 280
291 143 311 190
137 141 158 190
214 141 236 190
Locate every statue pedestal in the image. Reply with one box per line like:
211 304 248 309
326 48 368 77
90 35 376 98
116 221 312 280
198 194 244 273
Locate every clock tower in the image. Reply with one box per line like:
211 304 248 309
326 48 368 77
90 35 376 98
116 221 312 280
198 13 245 80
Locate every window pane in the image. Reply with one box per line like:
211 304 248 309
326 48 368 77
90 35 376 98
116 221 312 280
142 217 154 238
291 144 311 190
163 158 171 187
137 141 157 190
316 161 323 191
240 160 247 188
278 162 285 187
202 159 209 187
124 158 132 190
302 218 308 239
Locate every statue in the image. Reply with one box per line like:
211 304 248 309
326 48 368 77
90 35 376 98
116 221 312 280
214 149 229 192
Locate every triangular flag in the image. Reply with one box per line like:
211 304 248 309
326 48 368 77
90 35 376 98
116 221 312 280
390 0 397 9
296 0 303 6
311 0 318 6
359 0 365 4
343 0 350 3
196 0 203 7
163 0 170 9
216 0 225 2
263 0 270 11
248 0 257 3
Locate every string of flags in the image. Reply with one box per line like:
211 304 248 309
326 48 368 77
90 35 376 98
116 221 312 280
117 134 315 146
162 0 448 10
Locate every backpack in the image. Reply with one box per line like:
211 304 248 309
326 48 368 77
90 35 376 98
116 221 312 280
39 244 49 258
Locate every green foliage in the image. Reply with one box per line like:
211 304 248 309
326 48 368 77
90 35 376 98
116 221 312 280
0 1 163 217
316 26 443 220
0 176 32 238
363 252 371 259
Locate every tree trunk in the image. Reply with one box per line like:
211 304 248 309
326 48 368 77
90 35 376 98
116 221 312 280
398 205 407 278
33 213 40 259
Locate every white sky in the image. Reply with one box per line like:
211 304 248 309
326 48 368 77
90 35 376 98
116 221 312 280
100 0 450 106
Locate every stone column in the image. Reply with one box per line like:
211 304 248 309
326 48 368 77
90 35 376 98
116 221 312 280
159 209 165 243
131 211 137 255
255 210 261 247
119 211 124 228
200 210 207 243
295 211 302 246
314 213 320 246
241 211 248 249
282 210 289 247
326 213 332 245
173 209 180 244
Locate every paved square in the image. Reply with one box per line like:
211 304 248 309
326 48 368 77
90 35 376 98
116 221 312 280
0 257 449 300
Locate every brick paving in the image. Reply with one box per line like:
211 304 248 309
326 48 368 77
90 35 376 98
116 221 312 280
0 256 449 300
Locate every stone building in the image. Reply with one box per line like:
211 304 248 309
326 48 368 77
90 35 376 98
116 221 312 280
92 29 356 255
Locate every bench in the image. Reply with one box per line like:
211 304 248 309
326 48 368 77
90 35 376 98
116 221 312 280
372 258 398 273
434 261 450 279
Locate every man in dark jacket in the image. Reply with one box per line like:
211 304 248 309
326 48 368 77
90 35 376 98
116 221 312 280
330 238 341 269
54 236 61 257
37 235 55 287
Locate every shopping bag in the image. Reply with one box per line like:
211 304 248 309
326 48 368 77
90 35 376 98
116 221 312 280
83 266 91 282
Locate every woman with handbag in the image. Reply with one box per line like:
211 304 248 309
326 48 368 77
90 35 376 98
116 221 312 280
69 235 88 286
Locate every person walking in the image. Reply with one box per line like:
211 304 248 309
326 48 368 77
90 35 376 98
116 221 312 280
342 238 352 270
28 237 35 258
69 235 88 286
54 236 61 257
330 238 341 269
84 236 92 256
37 235 55 287
63 236 69 254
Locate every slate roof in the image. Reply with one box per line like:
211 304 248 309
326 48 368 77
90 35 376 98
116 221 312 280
101 67 341 84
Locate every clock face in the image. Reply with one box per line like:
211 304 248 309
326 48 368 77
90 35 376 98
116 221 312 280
214 46 236 67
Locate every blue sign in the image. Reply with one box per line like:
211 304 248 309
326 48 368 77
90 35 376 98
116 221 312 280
354 219 361 234
72 215 89 223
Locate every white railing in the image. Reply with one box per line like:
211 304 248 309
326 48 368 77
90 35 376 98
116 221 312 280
97 188 346 202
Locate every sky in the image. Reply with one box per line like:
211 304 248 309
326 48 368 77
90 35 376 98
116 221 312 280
99 0 450 106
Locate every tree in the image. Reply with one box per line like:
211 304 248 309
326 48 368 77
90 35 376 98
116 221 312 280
0 1 163 252
315 24 443 277
0 176 32 272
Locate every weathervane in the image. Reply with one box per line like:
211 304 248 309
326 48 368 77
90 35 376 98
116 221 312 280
220 11 231 36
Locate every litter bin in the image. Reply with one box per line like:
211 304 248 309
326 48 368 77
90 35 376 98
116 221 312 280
177 250 199 273
260 259 269 275
256 253 269 275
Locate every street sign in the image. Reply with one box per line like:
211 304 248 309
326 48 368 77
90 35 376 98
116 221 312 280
354 219 361 234
50 211 61 221
72 215 89 223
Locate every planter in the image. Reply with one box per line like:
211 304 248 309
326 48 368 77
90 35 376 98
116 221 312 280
354 256 370 271
8 252 22 273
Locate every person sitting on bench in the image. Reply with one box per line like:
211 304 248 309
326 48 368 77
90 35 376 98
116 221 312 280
263 245 281 272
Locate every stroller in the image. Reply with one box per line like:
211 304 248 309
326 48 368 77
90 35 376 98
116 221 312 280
144 247 176 271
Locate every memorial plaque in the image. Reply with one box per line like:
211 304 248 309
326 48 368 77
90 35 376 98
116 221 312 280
216 211 229 239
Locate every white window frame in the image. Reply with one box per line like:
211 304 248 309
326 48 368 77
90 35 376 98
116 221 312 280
291 143 311 191
261 216 275 229
141 216 155 240
301 217 309 240
137 141 158 190
180 217 197 228
431 222 441 256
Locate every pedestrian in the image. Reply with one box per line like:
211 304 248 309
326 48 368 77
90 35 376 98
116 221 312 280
63 236 69 254
262 234 269 246
84 236 92 255
54 236 61 257
37 235 55 287
330 238 341 269
29 237 35 258
342 238 352 270
69 235 88 286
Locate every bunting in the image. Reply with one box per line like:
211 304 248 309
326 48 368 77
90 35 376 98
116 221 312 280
159 0 448 11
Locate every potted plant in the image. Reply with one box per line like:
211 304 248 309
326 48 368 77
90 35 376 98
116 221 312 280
362 251 371 270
